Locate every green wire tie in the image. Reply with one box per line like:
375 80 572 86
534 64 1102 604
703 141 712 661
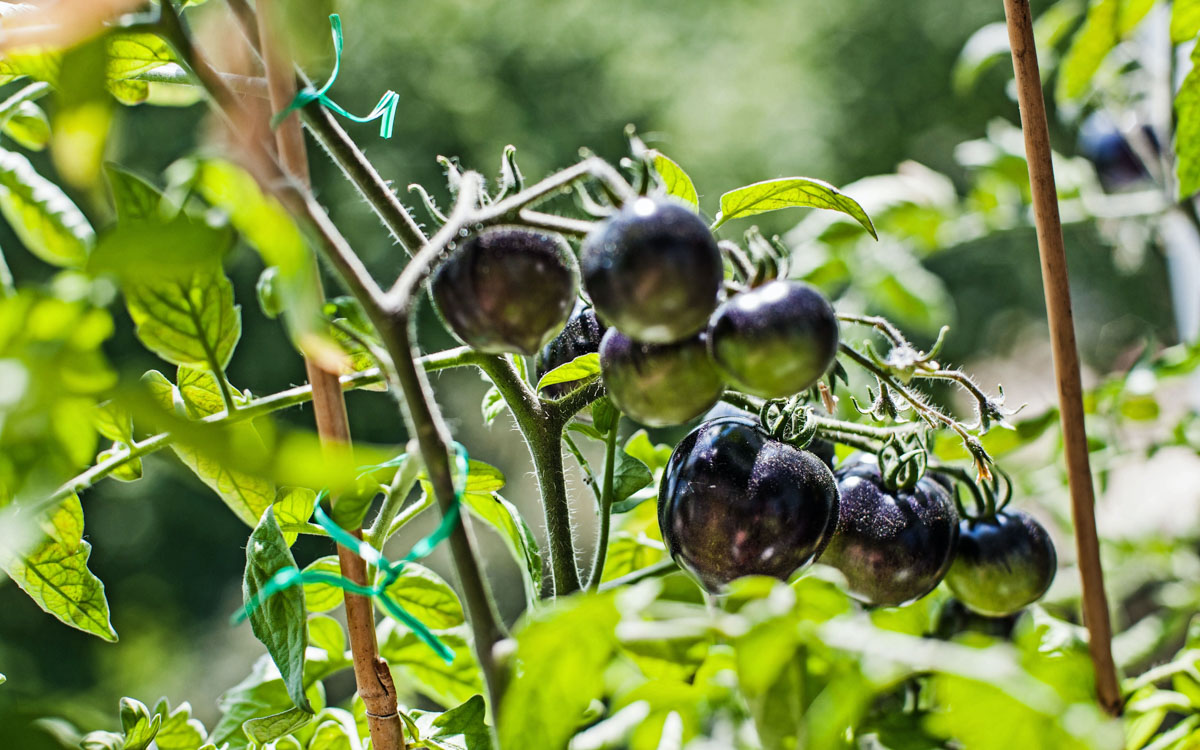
271 13 399 139
233 444 469 664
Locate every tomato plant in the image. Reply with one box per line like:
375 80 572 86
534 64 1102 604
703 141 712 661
0 2 1199 750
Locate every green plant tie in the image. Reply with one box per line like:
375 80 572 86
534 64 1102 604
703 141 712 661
271 13 399 139
234 444 469 664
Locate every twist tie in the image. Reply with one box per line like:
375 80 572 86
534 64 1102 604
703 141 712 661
234 443 469 664
271 13 399 139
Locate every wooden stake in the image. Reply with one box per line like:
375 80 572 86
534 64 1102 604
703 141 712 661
255 2 407 747
1001 0 1121 715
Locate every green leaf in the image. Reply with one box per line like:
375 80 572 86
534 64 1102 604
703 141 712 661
80 731 124 750
430 695 492 749
611 451 653 506
591 397 619 435
1178 58 1200 199
535 352 601 392
106 32 176 82
381 624 483 708
481 384 508 425
210 655 329 750
499 593 619 750
302 556 346 613
104 165 166 222
242 707 312 746
188 158 328 357
119 698 161 750
623 430 673 475
140 370 274 526
0 99 49 151
1174 0 1200 43
150 700 207 750
650 151 699 209
0 494 117 642
601 533 666 583
92 216 240 371
461 492 543 608
0 147 95 267
1058 0 1155 103
243 507 312 714
273 486 316 547
379 562 465 630
308 614 346 655
714 177 876 237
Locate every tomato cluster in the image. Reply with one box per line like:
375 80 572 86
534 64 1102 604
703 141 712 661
431 196 1056 619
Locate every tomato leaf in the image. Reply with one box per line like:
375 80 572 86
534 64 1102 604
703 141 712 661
380 624 483 708
714 177 876 237
242 507 312 714
0 148 95 267
536 352 601 392
379 562 465 630
0 494 117 642
462 491 543 608
650 150 699 209
242 707 312 746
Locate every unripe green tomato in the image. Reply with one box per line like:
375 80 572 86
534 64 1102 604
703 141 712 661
599 328 724 427
945 509 1057 617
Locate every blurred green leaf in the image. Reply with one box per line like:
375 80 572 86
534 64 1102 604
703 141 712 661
0 98 49 151
273 486 317 547
302 557 345 614
714 177 876 237
623 430 673 475
1177 53 1200 199
0 147 94 267
536 352 601 392
0 494 117 641
142 370 275 526
119 698 160 750
93 215 240 372
243 507 312 713
105 164 168 222
499 593 619 750
601 533 665 583
106 32 176 82
379 562 465 630
381 624 483 708
53 39 110 187
1058 0 1155 103
481 384 508 425
650 150 699 209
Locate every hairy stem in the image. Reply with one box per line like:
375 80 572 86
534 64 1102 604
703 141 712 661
563 434 601 506
587 421 619 591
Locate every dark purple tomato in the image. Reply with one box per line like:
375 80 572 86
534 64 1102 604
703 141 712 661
658 416 840 593
821 458 959 607
430 227 578 355
945 510 1057 617
599 328 724 427
935 597 1020 640
534 302 607 399
707 280 839 399
581 197 722 344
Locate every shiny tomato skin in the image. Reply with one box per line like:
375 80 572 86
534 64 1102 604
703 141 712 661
945 510 1057 617
581 197 722 344
430 227 578 355
658 416 840 593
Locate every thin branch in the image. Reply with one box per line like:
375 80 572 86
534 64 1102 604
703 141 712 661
586 421 619 591
599 559 678 592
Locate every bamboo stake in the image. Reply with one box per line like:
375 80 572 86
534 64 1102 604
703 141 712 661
255 2 406 747
1001 0 1121 715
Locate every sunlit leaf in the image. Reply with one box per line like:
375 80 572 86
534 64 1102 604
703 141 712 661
0 147 94 267
242 707 312 746
0 493 117 641
379 562 465 630
535 352 601 392
714 177 876 237
381 624 483 708
650 150 699 209
461 491 543 607
1058 0 1155 103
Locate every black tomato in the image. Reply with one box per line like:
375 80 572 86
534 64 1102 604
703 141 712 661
658 416 840 593
581 197 722 344
599 328 724 427
707 280 839 399
945 510 1057 617
534 302 606 399
821 458 959 607
430 227 578 355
